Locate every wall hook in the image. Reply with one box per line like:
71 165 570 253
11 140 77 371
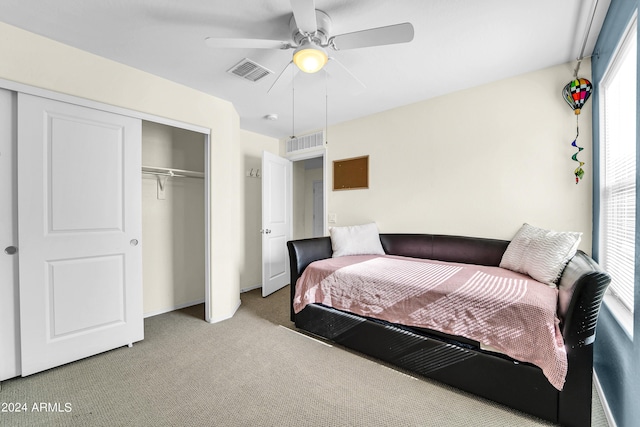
246 168 261 179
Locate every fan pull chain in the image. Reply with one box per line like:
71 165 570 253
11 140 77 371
325 69 329 144
291 65 295 139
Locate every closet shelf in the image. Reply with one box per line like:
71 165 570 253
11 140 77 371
142 165 204 179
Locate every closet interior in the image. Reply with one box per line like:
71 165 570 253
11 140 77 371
141 121 206 318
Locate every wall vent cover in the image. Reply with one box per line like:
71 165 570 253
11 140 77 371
227 58 273 82
286 131 324 154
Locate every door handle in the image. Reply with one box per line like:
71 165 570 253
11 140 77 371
4 246 17 255
260 229 272 234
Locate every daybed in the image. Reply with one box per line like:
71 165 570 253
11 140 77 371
287 228 610 427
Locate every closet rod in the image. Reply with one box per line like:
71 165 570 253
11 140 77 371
141 165 204 179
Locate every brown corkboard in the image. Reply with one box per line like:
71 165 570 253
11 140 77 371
333 155 369 190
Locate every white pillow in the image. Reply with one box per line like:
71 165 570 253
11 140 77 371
500 223 582 286
329 223 385 258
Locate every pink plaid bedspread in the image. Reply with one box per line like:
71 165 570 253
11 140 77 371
293 255 567 390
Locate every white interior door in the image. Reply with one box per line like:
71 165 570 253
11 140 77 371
17 93 143 376
261 151 292 297
0 89 20 381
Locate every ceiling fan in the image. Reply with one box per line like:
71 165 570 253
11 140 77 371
204 0 414 92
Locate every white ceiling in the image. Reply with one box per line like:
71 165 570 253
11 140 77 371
0 0 610 139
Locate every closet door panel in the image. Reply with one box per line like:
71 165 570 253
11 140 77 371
17 93 143 377
49 116 125 231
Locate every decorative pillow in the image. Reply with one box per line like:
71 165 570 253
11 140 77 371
330 223 385 258
499 223 582 286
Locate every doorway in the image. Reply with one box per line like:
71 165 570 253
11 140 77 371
141 121 207 319
292 155 325 240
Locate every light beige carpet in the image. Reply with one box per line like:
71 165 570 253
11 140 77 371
0 285 608 426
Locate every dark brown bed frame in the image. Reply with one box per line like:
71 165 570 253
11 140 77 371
287 234 610 427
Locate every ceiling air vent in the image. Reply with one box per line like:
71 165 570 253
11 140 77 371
286 131 324 154
227 58 273 82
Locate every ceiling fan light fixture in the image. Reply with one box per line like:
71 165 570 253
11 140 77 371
293 43 328 73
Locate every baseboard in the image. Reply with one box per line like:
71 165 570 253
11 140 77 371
143 299 205 318
240 284 261 293
594 370 616 427
207 298 241 324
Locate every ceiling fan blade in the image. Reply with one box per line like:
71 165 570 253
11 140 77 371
331 22 414 51
290 0 317 34
324 58 366 95
268 61 298 94
205 37 290 50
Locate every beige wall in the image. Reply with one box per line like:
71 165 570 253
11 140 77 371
143 123 206 171
239 129 280 291
322 61 593 252
0 22 242 322
141 122 205 316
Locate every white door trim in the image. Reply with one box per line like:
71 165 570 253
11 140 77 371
0 78 213 323
203 132 211 322
0 78 209 134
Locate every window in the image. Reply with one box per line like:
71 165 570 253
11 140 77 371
599 15 637 334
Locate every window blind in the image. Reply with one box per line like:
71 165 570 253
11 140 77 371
599 19 637 314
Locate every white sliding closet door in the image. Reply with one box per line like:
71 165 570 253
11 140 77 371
17 93 143 376
0 89 20 381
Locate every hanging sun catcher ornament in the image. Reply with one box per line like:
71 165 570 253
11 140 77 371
562 77 592 184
